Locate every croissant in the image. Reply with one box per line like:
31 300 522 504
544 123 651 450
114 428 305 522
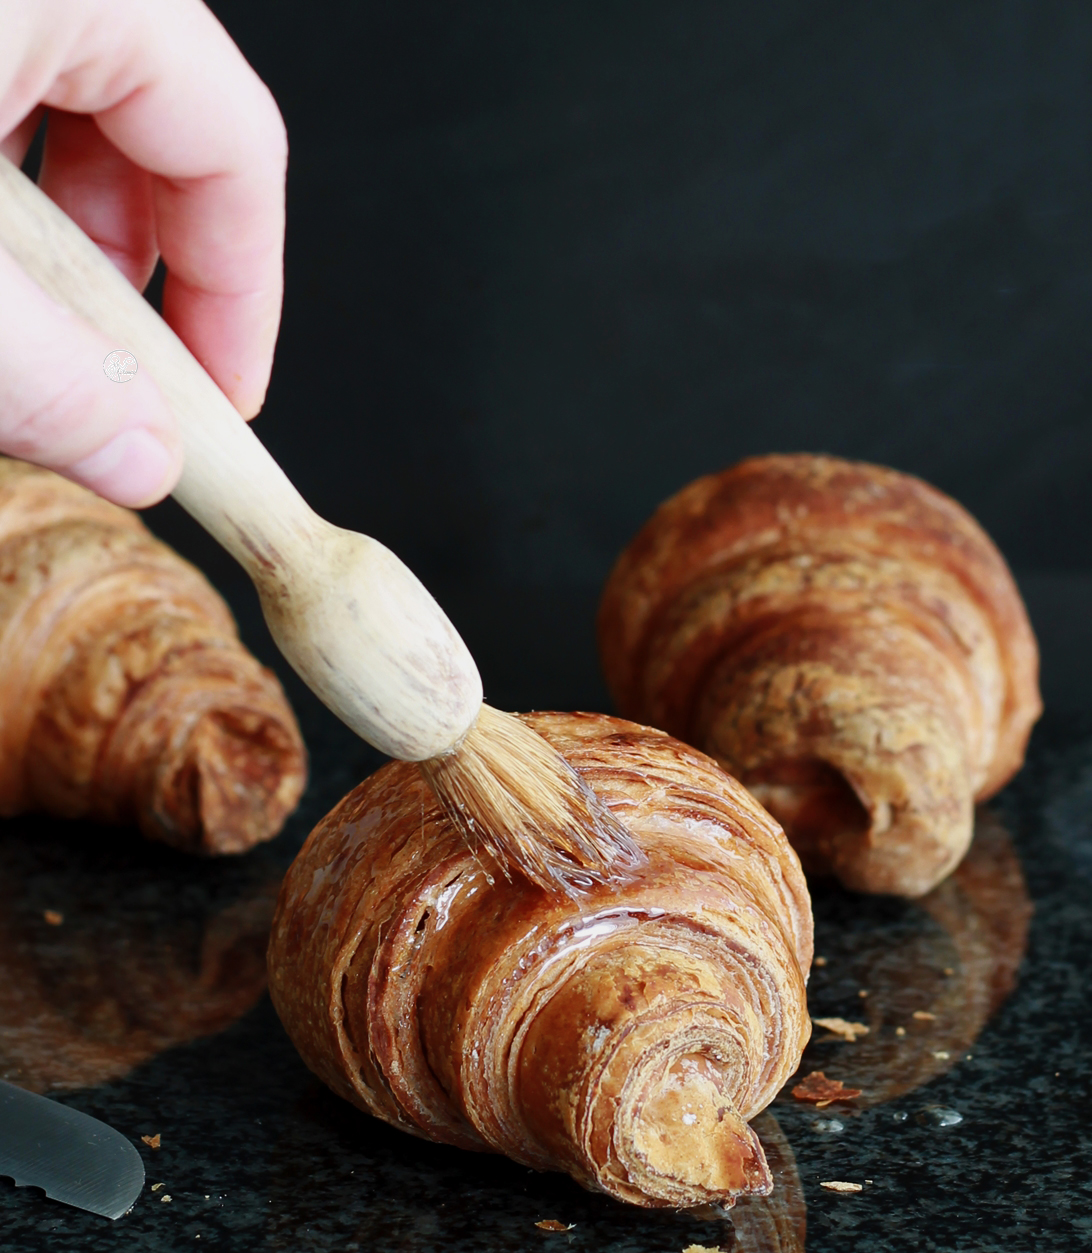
268 710 813 1209
0 457 306 854
598 454 1041 897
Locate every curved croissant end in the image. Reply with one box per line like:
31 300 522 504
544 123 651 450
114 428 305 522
0 458 306 853
599 454 1042 897
268 711 812 1209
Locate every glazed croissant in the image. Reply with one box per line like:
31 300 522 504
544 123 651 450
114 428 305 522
268 710 812 1209
0 457 306 854
598 454 1041 897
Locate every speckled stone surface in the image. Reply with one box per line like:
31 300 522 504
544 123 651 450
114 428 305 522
1 707 1091 1252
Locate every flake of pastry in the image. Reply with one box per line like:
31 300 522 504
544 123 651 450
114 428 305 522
812 1017 869 1042
791 1072 863 1106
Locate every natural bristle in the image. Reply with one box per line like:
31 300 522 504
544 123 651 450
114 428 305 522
419 705 645 893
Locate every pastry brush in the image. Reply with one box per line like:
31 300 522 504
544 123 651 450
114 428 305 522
0 151 641 892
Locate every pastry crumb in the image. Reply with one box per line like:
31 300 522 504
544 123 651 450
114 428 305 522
792 1071 863 1106
535 1219 575 1231
151 1183 164 1192
895 1026 906 1036
682 1245 725 1253
812 955 828 967
812 1016 869 1042
857 989 869 998
820 1181 863 1193
933 1050 951 1060
141 1134 161 1149
160 1195 172 1203
42 910 63 926
912 1010 936 1021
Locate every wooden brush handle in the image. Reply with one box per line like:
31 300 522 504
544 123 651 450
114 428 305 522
0 152 482 761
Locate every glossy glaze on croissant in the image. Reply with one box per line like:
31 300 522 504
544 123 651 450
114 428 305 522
268 711 812 1209
0 458 306 854
599 454 1041 897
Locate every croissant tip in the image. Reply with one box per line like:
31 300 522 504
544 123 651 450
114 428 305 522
143 707 307 856
613 1072 773 1207
420 705 646 894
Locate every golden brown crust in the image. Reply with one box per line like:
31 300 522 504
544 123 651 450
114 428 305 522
0 457 307 853
599 455 1041 897
268 710 812 1209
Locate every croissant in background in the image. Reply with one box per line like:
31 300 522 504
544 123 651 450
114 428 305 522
0 458 306 854
599 454 1041 897
268 711 812 1209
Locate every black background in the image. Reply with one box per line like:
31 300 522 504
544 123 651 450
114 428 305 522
101 2 1092 723
8 10 1092 1248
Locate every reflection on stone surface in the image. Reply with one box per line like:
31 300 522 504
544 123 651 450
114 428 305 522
0 817 280 1093
727 1112 806 1252
262 1084 803 1253
0 805 1027 1248
798 810 1032 1108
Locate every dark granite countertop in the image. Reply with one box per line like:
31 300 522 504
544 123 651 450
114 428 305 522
2 690 1091 1253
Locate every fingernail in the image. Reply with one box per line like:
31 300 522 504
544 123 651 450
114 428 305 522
68 428 179 508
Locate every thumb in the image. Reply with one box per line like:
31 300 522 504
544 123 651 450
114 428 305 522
0 242 182 507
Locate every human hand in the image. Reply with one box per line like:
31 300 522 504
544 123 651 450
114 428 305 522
0 0 287 507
